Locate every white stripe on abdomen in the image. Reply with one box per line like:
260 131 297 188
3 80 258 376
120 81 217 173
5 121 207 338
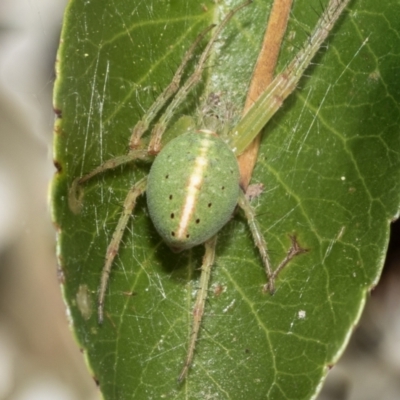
176 138 211 239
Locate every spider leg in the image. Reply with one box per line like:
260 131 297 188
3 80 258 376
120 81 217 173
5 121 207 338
69 149 150 214
148 0 253 154
178 235 217 383
229 0 351 155
129 24 216 149
238 191 274 288
266 235 308 292
237 191 306 293
98 176 147 324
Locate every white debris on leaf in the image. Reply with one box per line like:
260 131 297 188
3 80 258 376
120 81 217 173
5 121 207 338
298 310 306 319
245 183 264 201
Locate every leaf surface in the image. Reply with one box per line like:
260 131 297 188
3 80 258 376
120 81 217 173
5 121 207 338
51 0 400 398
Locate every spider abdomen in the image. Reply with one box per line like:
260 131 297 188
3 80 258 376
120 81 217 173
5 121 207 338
147 131 240 251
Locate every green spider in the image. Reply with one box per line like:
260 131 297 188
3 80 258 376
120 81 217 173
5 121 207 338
69 0 350 381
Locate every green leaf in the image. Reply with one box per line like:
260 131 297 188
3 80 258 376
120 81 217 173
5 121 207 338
51 0 400 399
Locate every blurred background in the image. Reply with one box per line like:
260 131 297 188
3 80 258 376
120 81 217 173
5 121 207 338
0 0 398 399
0 0 98 398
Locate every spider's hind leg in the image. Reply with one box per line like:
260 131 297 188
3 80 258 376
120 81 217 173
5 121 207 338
179 235 217 383
238 190 307 293
98 176 147 324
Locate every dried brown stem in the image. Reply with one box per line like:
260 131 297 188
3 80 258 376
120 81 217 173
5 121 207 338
237 0 293 189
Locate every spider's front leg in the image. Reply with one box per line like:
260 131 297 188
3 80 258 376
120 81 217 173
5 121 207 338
139 0 252 155
238 190 307 293
128 23 216 150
